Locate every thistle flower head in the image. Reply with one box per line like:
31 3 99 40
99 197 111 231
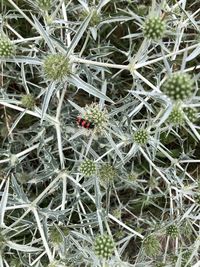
168 105 185 125
133 129 149 145
161 73 194 101
94 234 115 259
143 17 166 40
81 103 108 133
80 159 96 176
166 225 179 238
142 235 160 257
49 226 69 248
155 262 166 267
81 8 101 27
184 107 198 123
99 164 116 187
36 0 52 10
0 37 14 57
21 94 35 110
0 231 6 250
43 54 71 81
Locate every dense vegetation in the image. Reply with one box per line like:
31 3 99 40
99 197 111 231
0 0 200 266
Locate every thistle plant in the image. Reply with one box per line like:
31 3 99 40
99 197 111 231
0 1 200 267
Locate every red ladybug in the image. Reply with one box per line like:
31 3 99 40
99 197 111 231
76 117 95 129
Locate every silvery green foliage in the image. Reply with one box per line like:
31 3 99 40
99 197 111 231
0 0 199 266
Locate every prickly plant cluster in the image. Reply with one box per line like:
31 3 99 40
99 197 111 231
0 1 199 267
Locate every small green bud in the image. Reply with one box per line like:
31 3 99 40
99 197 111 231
99 164 116 187
21 94 35 110
0 37 14 57
161 73 194 101
166 225 179 238
184 107 198 122
43 54 71 81
127 171 140 182
168 105 185 125
0 231 6 251
80 159 96 176
143 17 166 40
49 226 69 248
143 235 160 257
36 0 52 10
194 194 200 205
81 9 101 27
94 234 115 259
133 129 149 145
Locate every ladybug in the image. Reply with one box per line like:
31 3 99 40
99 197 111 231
76 116 95 129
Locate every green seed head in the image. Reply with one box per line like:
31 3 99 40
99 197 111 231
83 103 108 133
21 94 35 110
43 54 71 81
0 37 14 57
80 159 96 176
148 177 158 189
142 235 160 257
168 105 185 125
184 107 198 123
36 0 52 10
94 234 115 259
99 164 116 187
81 9 101 27
155 262 166 267
133 129 149 145
49 226 69 248
166 225 179 238
143 17 166 40
161 73 194 101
